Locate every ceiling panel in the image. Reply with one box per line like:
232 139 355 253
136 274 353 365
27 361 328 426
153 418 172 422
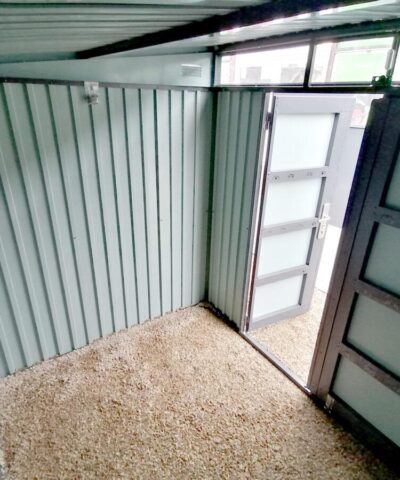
0 0 399 63
121 0 400 56
0 0 265 62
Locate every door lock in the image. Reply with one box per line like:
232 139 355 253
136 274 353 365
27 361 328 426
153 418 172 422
317 203 330 240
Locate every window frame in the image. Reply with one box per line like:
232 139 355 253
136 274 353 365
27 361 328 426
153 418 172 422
215 31 400 89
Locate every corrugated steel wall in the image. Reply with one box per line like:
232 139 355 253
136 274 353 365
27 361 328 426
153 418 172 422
208 90 265 327
0 82 213 377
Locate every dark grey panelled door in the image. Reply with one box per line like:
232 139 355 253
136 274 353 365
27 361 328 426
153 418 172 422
247 94 354 331
309 95 400 448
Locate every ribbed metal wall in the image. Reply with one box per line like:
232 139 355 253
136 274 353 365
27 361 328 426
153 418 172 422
0 82 212 377
208 90 265 327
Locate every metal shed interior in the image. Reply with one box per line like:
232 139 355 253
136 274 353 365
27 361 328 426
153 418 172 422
0 0 399 476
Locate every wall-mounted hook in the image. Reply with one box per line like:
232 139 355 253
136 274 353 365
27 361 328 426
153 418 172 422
84 81 99 105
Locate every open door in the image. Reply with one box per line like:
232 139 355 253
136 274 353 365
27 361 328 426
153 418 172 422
308 96 400 453
247 94 354 331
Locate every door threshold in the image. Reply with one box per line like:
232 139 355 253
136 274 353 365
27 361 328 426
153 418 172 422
240 331 311 395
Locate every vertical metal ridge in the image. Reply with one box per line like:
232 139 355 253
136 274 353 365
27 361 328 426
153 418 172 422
225 91 251 318
0 318 12 376
0 205 28 369
216 91 234 308
26 84 76 352
209 91 230 305
223 91 243 313
106 88 129 330
21 83 60 355
89 97 115 333
2 84 51 360
47 85 90 345
231 93 254 320
123 88 140 325
180 90 185 307
0 140 32 367
68 86 103 340
191 91 198 304
204 91 217 301
170 90 183 312
168 89 174 310
153 89 163 313
138 88 152 318
207 92 222 303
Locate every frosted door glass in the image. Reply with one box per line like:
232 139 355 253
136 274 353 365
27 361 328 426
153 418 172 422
263 178 322 226
253 275 303 318
364 224 400 296
270 113 335 171
258 229 312 276
385 153 400 211
347 296 400 377
333 358 400 446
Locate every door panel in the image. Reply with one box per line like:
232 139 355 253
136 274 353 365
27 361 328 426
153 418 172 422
248 94 354 330
309 96 400 452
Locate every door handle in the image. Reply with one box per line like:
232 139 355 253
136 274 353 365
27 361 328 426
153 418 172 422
317 203 331 240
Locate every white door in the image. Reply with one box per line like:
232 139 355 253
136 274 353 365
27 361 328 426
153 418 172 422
247 94 354 331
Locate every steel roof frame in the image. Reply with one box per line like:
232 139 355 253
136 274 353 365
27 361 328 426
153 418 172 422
76 0 378 59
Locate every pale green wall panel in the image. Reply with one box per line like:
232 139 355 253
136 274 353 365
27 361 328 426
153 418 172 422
0 54 213 87
209 90 265 327
0 81 213 377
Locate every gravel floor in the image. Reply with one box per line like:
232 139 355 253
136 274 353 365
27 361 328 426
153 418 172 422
0 305 396 480
251 289 326 382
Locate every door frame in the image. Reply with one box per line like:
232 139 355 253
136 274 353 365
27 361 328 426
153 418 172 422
244 93 352 330
240 91 400 471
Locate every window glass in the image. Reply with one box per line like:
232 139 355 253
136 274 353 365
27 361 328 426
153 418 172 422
220 45 309 85
311 37 393 83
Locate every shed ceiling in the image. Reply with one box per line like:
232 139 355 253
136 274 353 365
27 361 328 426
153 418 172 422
0 0 265 62
0 0 399 63
126 0 400 56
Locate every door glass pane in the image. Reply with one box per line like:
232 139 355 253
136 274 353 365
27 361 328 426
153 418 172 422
364 224 400 296
270 114 334 171
333 358 400 446
263 178 322 226
384 153 400 211
220 45 309 85
258 229 312 276
253 275 303 319
311 37 393 83
347 295 400 377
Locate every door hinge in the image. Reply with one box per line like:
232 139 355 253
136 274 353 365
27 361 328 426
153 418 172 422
324 394 335 412
245 314 250 331
265 112 273 130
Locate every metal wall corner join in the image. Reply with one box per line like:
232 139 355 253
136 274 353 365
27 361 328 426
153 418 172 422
84 81 99 105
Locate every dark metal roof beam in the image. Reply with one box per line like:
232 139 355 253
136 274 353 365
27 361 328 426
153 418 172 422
76 0 378 59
